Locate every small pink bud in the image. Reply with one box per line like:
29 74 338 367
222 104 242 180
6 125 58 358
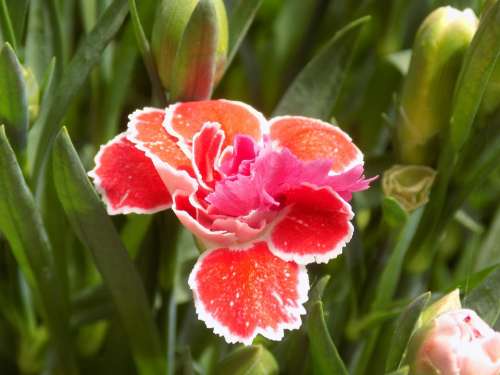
409 309 500 375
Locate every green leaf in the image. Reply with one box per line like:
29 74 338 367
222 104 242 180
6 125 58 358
309 275 331 304
353 208 423 375
170 0 219 101
0 126 78 375
382 197 408 228
464 264 500 326
217 345 279 375
385 366 409 375
385 292 431 372
28 0 129 187
5 0 29 43
0 0 17 51
372 207 424 310
128 0 166 105
450 1 500 151
308 301 349 375
100 24 138 143
52 128 166 375
25 0 56 83
273 16 371 119
0 43 28 156
226 0 263 68
476 206 500 269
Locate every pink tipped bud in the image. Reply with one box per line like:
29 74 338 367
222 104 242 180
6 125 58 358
408 309 500 375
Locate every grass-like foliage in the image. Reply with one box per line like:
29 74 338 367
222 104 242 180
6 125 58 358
0 0 499 374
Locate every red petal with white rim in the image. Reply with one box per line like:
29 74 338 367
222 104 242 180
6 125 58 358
127 107 197 194
268 184 354 264
269 116 363 174
165 100 266 146
88 133 171 215
189 242 308 345
192 122 224 190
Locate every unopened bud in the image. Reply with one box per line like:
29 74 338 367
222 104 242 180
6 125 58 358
151 0 228 94
396 7 478 165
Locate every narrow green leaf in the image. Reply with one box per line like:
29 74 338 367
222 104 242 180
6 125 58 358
29 0 129 187
308 301 349 375
464 264 500 326
52 128 165 375
450 1 500 151
385 292 431 372
217 345 279 375
25 0 56 83
372 208 424 310
476 206 500 269
0 126 78 375
385 366 409 375
5 0 29 42
226 0 263 68
100 24 138 143
0 43 28 156
0 0 17 51
128 0 166 105
353 208 424 375
309 275 331 304
273 16 371 119
382 197 408 228
170 0 219 101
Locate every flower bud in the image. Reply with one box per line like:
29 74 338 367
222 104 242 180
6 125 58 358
396 7 478 165
408 309 500 375
217 345 279 375
151 0 228 93
382 165 437 212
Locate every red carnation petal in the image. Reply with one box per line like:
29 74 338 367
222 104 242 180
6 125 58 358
165 100 266 146
269 116 363 174
189 242 309 345
127 107 197 194
268 184 354 264
192 123 224 190
88 133 171 215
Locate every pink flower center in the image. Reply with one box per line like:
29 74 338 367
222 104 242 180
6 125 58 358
206 135 369 220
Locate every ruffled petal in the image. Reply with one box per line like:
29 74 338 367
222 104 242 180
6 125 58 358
188 242 309 345
268 184 354 264
192 122 224 190
172 192 238 246
165 100 266 146
269 116 363 174
88 133 171 215
127 107 197 194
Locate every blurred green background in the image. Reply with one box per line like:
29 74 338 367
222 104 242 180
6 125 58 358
0 0 499 374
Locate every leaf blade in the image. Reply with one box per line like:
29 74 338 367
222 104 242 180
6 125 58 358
0 126 77 374
0 43 28 156
52 128 166 375
273 16 371 119
29 0 129 186
450 1 500 151
308 301 349 375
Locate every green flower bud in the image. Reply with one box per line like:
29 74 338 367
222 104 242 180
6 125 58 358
382 165 437 212
217 345 279 375
151 0 228 93
396 7 478 165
